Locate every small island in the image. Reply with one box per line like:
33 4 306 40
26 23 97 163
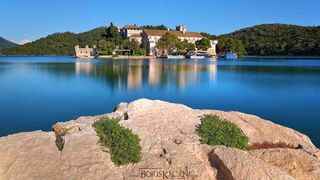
74 24 218 59
2 24 319 57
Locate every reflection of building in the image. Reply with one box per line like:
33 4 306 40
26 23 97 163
147 61 218 90
148 60 162 85
74 45 97 58
74 59 217 91
75 61 95 74
207 63 217 81
127 63 143 89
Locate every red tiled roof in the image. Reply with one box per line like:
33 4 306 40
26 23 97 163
123 25 141 29
130 34 142 38
143 29 204 38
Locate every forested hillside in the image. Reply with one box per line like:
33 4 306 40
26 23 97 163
0 37 18 49
221 24 320 56
1 24 320 56
0 28 105 56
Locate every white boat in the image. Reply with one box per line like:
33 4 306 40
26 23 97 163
190 54 205 59
167 55 185 59
187 50 212 59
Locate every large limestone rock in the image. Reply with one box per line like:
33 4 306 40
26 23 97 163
206 111 317 153
209 146 295 180
250 148 320 180
0 99 319 180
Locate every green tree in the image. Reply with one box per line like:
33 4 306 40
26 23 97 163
195 38 211 51
133 48 146 56
142 25 169 30
176 40 195 52
217 37 247 56
122 39 140 55
127 39 140 52
121 39 130 49
156 32 181 55
97 40 116 55
200 32 217 40
105 22 123 47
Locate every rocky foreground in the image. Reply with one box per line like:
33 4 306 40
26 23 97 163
0 99 319 180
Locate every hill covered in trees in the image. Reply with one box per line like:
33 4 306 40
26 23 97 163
221 24 320 56
1 24 320 56
0 28 105 56
0 37 18 49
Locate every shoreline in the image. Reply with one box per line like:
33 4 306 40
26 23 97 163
97 55 157 60
1 54 320 59
243 55 320 59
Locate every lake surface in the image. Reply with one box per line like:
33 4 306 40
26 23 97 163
0 56 319 147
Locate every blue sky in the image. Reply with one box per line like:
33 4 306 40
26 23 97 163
1 0 319 44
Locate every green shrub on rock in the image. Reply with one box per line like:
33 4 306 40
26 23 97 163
196 115 249 150
93 117 142 165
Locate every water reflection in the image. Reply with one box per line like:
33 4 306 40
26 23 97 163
75 61 96 75
1 57 320 147
75 59 217 91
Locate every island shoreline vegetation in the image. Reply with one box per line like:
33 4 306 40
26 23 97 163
1 23 320 57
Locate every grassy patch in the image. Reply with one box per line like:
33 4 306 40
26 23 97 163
196 115 249 150
93 117 142 165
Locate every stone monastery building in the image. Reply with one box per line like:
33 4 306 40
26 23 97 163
120 25 218 56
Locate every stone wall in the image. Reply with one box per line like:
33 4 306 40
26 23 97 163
74 45 97 58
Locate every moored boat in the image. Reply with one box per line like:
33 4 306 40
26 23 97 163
190 54 205 59
167 55 185 59
166 51 185 59
186 51 213 59
218 53 238 59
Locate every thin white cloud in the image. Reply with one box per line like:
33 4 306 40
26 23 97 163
19 39 32 45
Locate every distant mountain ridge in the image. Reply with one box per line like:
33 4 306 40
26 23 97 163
0 27 105 56
221 24 320 55
0 36 18 49
1 24 320 56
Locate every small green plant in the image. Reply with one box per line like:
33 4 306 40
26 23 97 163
196 115 249 150
93 117 142 165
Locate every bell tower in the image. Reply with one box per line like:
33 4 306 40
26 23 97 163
176 25 187 33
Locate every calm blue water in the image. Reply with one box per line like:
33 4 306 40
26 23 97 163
0 56 319 147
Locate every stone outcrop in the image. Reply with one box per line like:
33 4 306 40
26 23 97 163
209 146 295 180
0 99 319 180
250 148 320 180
